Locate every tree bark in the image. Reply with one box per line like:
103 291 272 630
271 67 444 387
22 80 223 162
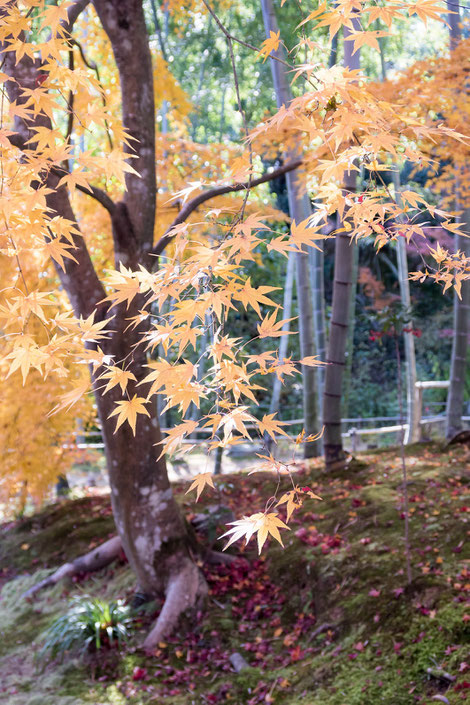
260 0 320 456
322 24 360 468
446 208 470 438
269 252 295 418
392 170 419 443
447 0 460 51
342 240 358 419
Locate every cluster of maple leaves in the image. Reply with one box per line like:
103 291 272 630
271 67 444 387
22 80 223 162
0 0 469 537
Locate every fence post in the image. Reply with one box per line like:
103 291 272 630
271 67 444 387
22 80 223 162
351 428 358 454
414 384 423 441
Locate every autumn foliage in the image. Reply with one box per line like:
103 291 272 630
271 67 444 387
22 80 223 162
0 0 468 550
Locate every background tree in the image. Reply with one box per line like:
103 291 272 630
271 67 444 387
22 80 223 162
322 19 361 469
444 0 470 439
260 0 320 457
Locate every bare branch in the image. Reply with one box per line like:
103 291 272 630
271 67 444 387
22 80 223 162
201 0 253 222
74 182 116 215
65 47 75 148
151 159 303 257
63 0 91 33
202 0 293 74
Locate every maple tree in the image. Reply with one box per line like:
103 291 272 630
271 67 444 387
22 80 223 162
0 0 468 648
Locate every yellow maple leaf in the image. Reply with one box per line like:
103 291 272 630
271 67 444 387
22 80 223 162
258 413 289 441
44 237 78 271
344 30 390 55
78 311 113 343
185 472 215 501
108 395 150 435
257 310 295 339
257 30 281 63
290 217 327 251
100 366 137 394
276 491 302 522
300 356 323 367
233 278 279 316
5 340 49 384
406 0 446 25
159 419 199 457
221 512 289 554
104 265 141 309
48 379 90 416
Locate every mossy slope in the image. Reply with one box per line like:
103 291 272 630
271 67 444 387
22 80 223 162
0 443 468 704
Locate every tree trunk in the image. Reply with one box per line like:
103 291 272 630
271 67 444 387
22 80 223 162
445 0 469 439
342 240 359 419
1 0 207 648
446 209 470 438
392 170 419 443
260 0 320 456
269 251 295 417
309 235 327 423
447 0 460 51
322 24 360 468
396 234 419 442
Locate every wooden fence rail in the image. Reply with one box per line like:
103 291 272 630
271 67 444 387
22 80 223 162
68 381 461 452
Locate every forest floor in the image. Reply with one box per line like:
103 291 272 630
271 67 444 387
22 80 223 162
0 442 468 705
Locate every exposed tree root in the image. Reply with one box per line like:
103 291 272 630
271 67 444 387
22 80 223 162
142 558 208 652
204 549 237 566
21 535 122 599
21 535 235 595
22 530 237 647
445 429 470 447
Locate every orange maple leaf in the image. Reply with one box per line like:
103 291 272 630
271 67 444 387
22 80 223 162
257 310 295 338
276 491 302 522
221 512 290 553
108 395 150 435
185 472 215 501
258 413 289 441
257 30 281 62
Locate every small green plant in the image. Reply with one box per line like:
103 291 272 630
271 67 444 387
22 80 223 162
39 596 132 662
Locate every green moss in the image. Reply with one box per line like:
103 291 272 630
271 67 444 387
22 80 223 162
1 443 468 705
0 497 115 572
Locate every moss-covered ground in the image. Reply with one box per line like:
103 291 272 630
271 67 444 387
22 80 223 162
0 442 468 704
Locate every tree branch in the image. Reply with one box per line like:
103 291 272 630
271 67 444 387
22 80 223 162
63 0 91 33
8 132 117 216
93 0 156 249
69 37 114 151
74 182 116 215
151 159 303 258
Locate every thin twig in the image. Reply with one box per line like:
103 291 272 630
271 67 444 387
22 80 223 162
70 38 114 151
201 0 252 222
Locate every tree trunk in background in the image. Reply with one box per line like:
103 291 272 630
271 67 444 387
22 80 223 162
308 245 326 423
260 0 320 456
446 207 470 437
392 171 419 443
342 239 359 419
445 0 470 438
269 252 295 417
323 24 360 468
447 0 460 51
